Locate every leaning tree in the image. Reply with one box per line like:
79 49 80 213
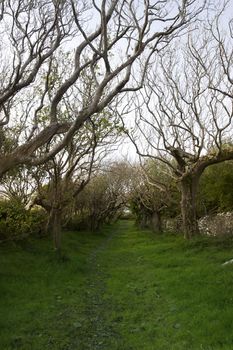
123 3 233 238
0 0 206 178
31 113 120 250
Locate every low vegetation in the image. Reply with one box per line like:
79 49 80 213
0 199 47 241
1 221 233 350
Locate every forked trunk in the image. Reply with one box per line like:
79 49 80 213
180 175 200 239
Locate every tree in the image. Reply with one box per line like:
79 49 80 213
30 113 119 251
74 162 132 231
0 166 38 206
0 0 206 178
129 161 179 232
123 3 233 238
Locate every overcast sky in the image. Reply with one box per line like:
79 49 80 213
116 0 233 163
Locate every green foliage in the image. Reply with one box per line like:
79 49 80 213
65 213 90 231
28 208 48 237
198 161 233 215
0 199 47 240
0 127 18 153
0 200 28 239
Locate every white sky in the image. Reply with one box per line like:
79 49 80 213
115 0 233 162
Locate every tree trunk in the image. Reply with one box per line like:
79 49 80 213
139 209 150 229
51 207 62 252
180 175 200 239
150 211 162 233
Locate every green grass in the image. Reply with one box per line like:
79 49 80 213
0 227 108 350
1 221 233 349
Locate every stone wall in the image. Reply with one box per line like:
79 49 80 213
198 212 233 236
163 212 233 236
162 216 182 234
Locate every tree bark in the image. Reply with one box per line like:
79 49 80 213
150 211 162 233
180 175 200 239
139 208 150 229
51 207 62 252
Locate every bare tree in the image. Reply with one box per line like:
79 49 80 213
29 113 119 251
129 161 179 232
0 0 206 178
75 161 132 231
190 0 233 101
123 8 233 238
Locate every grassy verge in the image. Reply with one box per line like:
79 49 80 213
1 221 233 349
0 228 108 350
99 221 233 350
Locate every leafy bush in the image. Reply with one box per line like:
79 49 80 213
64 212 91 231
0 199 47 241
28 208 48 237
198 161 233 215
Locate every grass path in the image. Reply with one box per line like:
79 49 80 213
77 224 121 349
1 221 233 349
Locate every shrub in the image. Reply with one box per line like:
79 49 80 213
198 161 233 215
64 213 90 231
0 199 48 241
27 208 48 237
